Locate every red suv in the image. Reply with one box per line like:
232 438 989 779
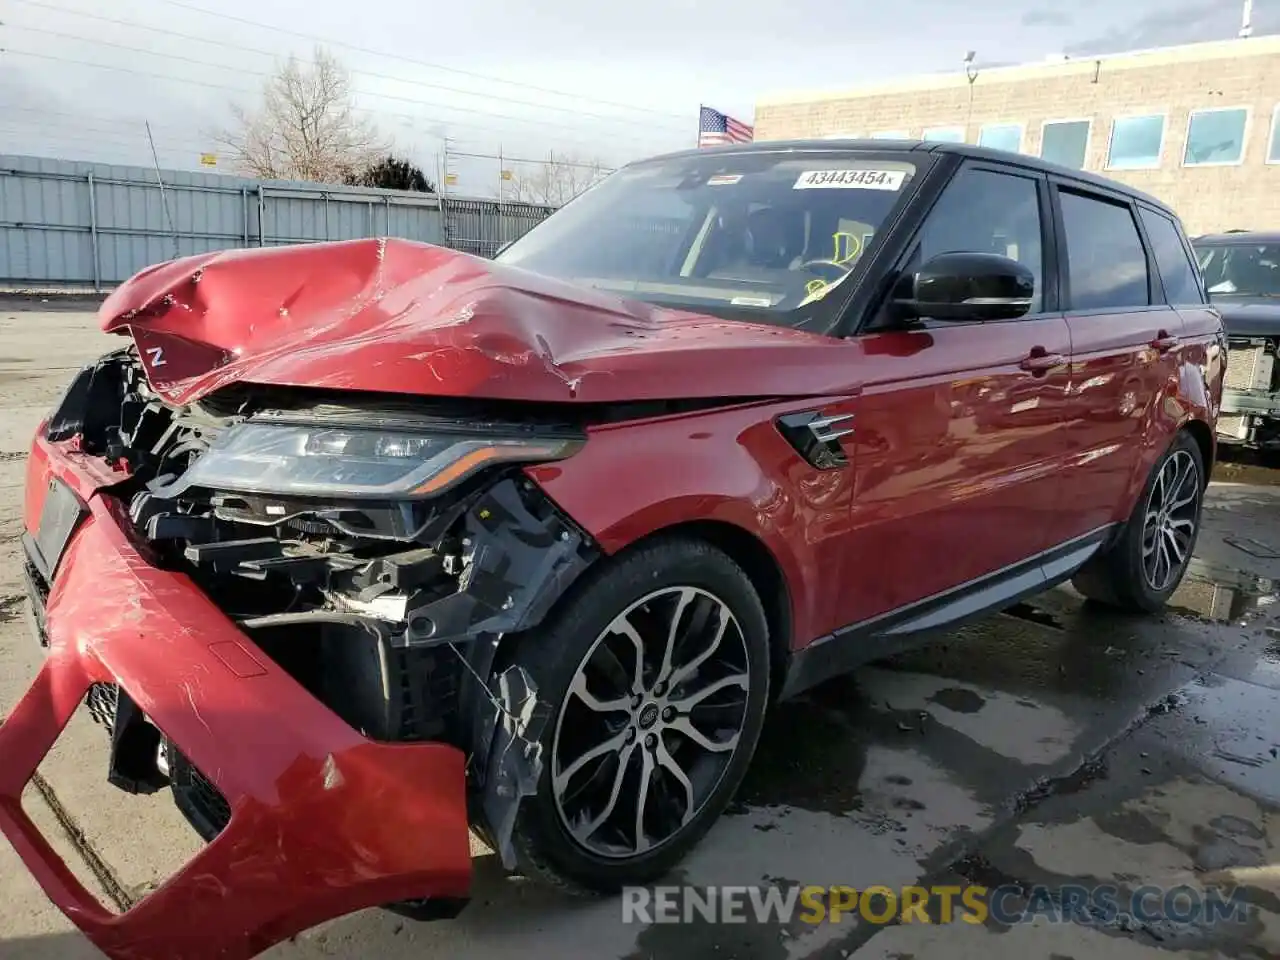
9 141 1223 959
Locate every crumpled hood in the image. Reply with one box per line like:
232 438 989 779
99 237 856 406
1212 298 1280 339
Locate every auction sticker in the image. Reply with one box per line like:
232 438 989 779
707 174 742 185
794 168 905 190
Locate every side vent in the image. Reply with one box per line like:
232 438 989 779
776 411 854 470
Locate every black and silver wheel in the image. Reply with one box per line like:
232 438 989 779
1072 431 1205 612
504 537 771 894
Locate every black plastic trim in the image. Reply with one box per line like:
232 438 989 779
28 477 88 582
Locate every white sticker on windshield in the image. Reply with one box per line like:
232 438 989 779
707 174 742 186
794 169 905 191
730 295 774 307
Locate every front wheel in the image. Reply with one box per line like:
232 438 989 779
504 536 771 894
1072 431 1205 612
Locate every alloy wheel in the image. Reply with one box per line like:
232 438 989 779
1141 448 1200 592
550 586 752 860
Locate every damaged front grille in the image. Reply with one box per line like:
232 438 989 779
85 683 119 730
1224 340 1276 392
166 744 232 841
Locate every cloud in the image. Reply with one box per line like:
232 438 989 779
1064 1 1279 56
1021 9 1073 28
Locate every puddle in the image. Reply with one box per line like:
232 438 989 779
1160 675 1280 805
1165 558 1279 624
735 675 873 814
927 686 986 713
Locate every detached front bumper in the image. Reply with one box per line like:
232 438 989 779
1221 387 1280 417
2 435 472 960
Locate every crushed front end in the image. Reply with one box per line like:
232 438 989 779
1218 334 1280 449
6 346 599 960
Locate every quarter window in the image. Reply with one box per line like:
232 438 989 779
1059 190 1150 310
977 123 1023 153
1138 208 1204 304
1107 114 1165 170
914 167 1044 314
1184 107 1248 166
923 126 966 143
1041 120 1090 169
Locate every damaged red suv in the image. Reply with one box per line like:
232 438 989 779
9 140 1223 959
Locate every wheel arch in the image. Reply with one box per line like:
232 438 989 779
1181 417 1215 484
625 518 795 700
483 513 796 702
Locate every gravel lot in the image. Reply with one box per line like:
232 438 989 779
3 297 1280 960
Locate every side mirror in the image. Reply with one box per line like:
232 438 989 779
894 252 1035 322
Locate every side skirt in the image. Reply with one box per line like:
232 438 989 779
778 524 1119 701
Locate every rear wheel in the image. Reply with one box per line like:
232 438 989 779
1071 431 1205 612
504 536 771 894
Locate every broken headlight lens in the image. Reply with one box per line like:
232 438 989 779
177 421 582 498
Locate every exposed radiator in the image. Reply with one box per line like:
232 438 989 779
1225 341 1274 392
1218 413 1250 440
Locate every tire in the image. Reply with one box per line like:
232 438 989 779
1071 430 1205 613
502 535 771 895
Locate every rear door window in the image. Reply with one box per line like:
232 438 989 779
1058 189 1150 311
1139 208 1205 304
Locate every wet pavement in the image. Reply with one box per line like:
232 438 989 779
2 297 1280 959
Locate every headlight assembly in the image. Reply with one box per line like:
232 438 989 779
174 420 582 499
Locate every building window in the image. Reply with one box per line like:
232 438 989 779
1270 105 1280 164
871 131 909 139
977 123 1023 153
1183 107 1249 166
923 126 965 143
1107 114 1165 170
1040 119 1090 169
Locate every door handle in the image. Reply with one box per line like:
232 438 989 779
1019 347 1066 375
1151 331 1180 353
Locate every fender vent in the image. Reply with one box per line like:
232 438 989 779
775 411 854 470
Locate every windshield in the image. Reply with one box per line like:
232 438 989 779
494 150 922 330
1194 241 1280 298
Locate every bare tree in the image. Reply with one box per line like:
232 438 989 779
214 47 388 183
507 154 610 206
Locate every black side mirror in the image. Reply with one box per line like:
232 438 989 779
894 252 1035 322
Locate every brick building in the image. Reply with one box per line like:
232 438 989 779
753 36 1280 235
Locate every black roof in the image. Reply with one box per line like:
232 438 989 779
637 138 1178 219
1192 230 1280 245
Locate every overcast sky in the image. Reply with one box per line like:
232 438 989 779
0 0 1268 193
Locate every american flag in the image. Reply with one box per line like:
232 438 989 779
698 106 754 148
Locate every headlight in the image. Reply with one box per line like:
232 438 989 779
176 421 582 499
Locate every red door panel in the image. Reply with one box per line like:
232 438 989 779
1055 307 1186 543
840 317 1073 624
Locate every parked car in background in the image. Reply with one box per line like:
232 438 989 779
1191 230 1280 451
10 140 1223 960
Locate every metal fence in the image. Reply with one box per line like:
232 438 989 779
0 154 556 291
